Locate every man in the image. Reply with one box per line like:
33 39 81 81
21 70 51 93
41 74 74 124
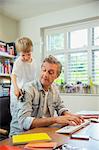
10 55 83 136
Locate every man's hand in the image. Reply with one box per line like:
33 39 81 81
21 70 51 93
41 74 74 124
55 113 84 126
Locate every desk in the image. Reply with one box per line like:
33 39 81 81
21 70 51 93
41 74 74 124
0 123 99 150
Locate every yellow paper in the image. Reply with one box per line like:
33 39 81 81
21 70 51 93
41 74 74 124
12 133 51 145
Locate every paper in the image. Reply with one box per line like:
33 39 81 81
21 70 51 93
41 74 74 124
24 141 57 149
12 133 51 145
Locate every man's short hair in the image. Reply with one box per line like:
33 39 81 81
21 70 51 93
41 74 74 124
15 37 33 53
42 55 62 77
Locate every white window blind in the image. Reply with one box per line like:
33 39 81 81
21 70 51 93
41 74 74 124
47 33 64 51
92 50 99 84
67 52 88 84
92 26 99 46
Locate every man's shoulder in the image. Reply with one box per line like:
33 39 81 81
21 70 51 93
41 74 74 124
25 80 39 87
23 80 40 93
22 80 41 100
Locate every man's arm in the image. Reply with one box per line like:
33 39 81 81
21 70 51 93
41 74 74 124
53 91 68 116
31 114 84 128
18 98 84 130
31 117 56 128
53 86 84 124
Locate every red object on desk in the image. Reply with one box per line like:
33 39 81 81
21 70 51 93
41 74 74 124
0 145 21 150
77 111 99 118
82 115 99 119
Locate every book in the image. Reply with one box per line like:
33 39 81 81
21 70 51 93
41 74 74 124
24 141 57 149
12 133 51 145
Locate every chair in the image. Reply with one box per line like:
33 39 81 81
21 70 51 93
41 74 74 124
0 96 12 140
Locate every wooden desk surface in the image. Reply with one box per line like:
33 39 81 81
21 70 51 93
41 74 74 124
0 123 99 150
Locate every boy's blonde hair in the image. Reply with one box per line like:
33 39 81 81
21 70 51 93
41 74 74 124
15 37 33 53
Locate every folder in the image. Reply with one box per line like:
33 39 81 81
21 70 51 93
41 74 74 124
12 133 51 145
24 141 57 149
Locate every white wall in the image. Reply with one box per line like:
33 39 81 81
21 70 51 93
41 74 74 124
61 94 99 113
0 13 18 42
18 1 99 110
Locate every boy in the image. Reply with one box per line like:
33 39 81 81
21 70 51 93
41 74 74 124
10 37 36 115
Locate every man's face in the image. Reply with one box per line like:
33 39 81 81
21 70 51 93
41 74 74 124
20 52 32 62
40 62 58 90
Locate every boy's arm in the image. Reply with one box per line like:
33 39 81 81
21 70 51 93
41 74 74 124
11 74 18 89
11 74 22 97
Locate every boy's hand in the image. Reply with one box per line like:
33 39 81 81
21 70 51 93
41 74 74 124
14 87 22 98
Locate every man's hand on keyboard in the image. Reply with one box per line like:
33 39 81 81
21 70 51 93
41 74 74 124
63 111 84 124
55 113 84 126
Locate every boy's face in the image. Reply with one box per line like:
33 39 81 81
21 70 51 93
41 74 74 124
40 62 58 91
20 52 32 62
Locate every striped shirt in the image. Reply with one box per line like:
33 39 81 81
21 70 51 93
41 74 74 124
10 80 68 136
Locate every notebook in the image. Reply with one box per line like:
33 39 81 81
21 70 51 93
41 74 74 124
12 133 51 145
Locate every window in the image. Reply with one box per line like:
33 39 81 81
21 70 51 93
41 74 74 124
44 20 99 88
46 33 64 51
69 29 88 49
